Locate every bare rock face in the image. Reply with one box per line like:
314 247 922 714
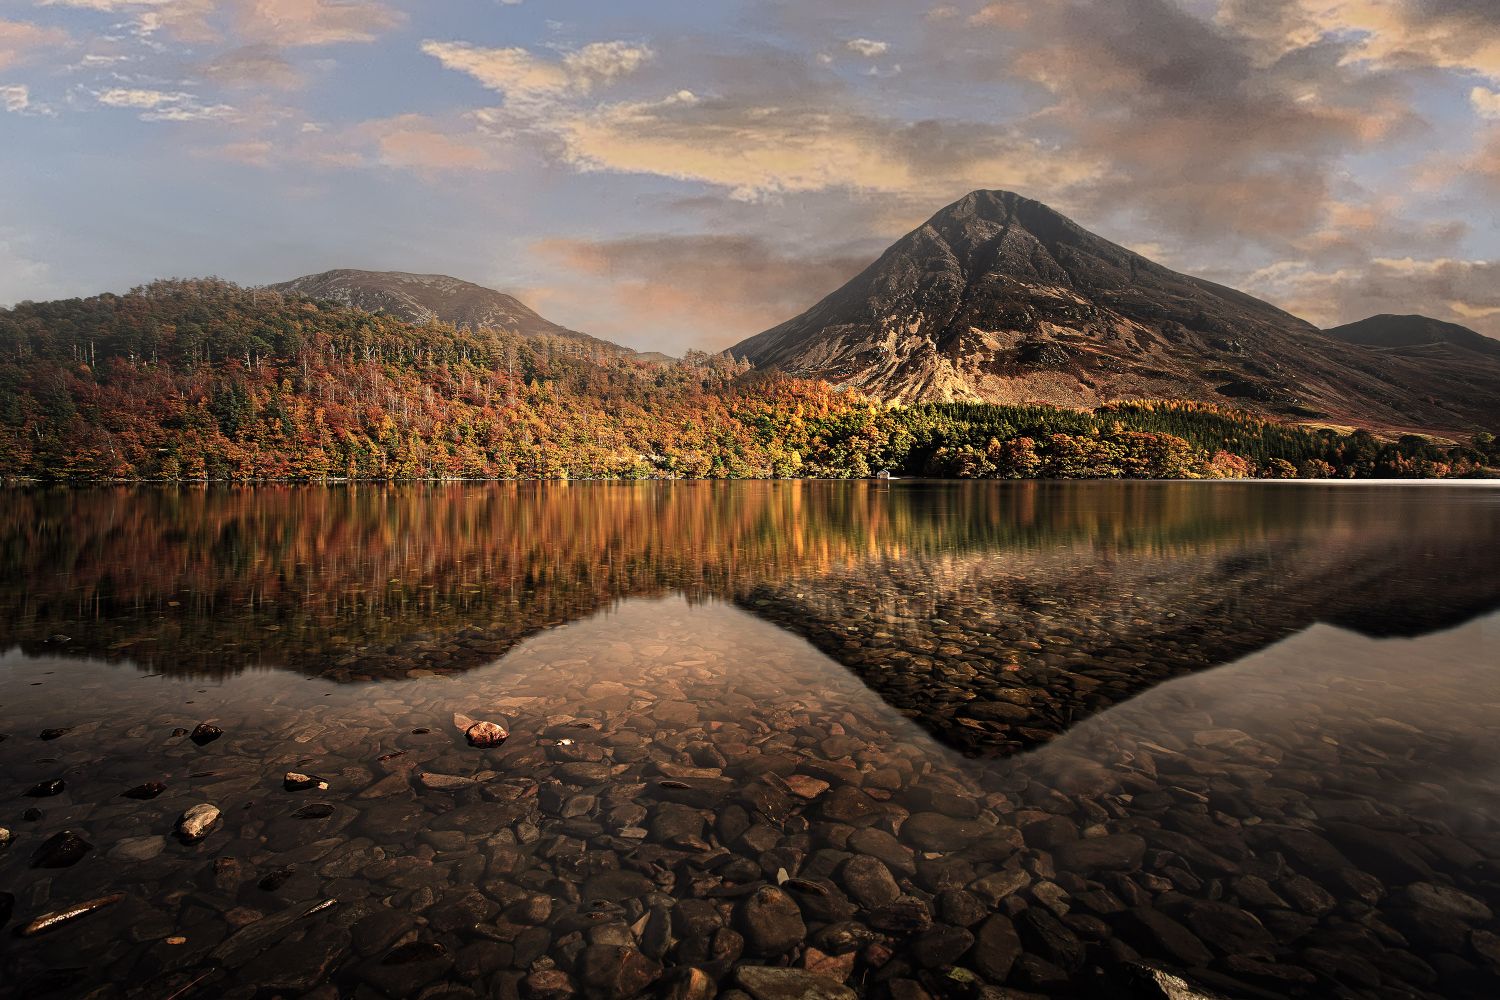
731 190 1500 432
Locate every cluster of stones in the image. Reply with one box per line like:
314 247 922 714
1 600 1497 999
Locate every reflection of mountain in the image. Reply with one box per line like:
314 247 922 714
744 488 1500 753
3 483 1498 753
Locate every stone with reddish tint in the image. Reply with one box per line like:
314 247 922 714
466 721 508 748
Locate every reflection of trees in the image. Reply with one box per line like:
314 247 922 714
2 483 1497 688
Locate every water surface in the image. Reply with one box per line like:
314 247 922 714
1 482 1497 998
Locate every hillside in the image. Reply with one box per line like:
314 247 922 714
731 190 1500 433
270 269 642 358
0 280 1492 482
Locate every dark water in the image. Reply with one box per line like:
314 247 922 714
1 482 1498 999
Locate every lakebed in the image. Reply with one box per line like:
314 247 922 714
1 481 1498 999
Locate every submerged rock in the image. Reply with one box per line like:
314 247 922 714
110 836 166 862
190 722 223 745
284 772 330 791
737 886 806 956
122 780 168 800
31 830 92 868
417 771 476 791
19 893 125 937
734 966 856 1000
465 721 508 748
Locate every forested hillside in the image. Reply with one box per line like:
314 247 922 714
1 281 1495 481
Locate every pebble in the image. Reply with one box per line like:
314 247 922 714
465 721 508 748
31 829 92 868
177 803 221 841
284 771 330 791
18 893 126 937
190 722 223 745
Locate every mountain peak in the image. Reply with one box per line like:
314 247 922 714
729 194 1500 431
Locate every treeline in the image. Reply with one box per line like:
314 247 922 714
1 280 1495 481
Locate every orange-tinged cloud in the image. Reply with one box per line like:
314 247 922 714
0 19 70 71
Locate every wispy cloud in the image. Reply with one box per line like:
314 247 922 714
421 38 654 103
96 85 237 121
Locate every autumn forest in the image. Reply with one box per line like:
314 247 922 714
2 280 1496 482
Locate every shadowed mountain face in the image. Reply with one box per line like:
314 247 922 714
3 482 1498 756
1325 314 1500 359
270 269 639 357
732 191 1500 433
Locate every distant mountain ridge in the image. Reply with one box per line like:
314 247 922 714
731 190 1500 432
270 269 639 357
1324 314 1500 358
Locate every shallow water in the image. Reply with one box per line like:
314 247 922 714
1 482 1498 998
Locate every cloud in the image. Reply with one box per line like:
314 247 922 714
961 0 1425 250
2 84 32 113
423 41 572 97
40 0 218 44
1293 0 1500 82
562 41 655 86
0 19 71 71
196 111 500 174
846 38 889 58
530 233 876 352
96 86 237 121
356 113 500 172
551 90 1099 200
43 0 403 47
234 0 404 48
1214 1 1500 79
1473 86 1500 119
198 44 303 89
422 38 653 102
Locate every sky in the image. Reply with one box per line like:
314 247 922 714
1 0 1499 356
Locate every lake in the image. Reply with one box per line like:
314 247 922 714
1 481 1498 999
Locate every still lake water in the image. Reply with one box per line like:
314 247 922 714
1 481 1498 999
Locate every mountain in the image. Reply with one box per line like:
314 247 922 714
270 269 638 357
1324 314 1500 359
731 190 1500 432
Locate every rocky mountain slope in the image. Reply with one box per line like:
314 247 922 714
271 269 637 357
732 191 1500 432
1325 314 1500 359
